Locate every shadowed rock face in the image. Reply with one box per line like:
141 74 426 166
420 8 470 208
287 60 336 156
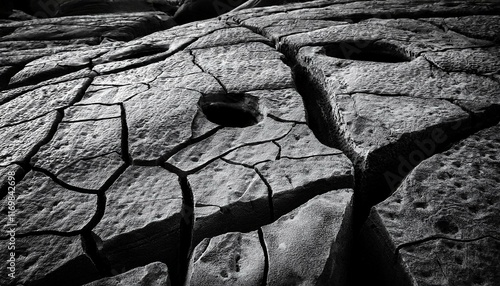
0 1 499 286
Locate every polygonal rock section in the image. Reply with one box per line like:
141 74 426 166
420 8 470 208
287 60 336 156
189 189 354 286
83 261 171 286
283 18 500 208
0 171 97 235
189 231 265 285
30 104 124 190
95 166 184 280
361 123 500 286
166 88 353 246
0 235 100 286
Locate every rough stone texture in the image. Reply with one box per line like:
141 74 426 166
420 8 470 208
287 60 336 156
362 123 500 286
189 231 265 285
189 189 353 285
84 261 171 286
0 235 100 286
0 0 499 285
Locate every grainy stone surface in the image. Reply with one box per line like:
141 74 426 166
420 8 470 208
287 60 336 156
84 261 171 286
0 0 498 285
362 123 500 286
189 189 353 286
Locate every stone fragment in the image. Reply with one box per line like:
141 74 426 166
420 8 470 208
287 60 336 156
0 235 99 286
0 12 171 42
190 159 270 242
287 22 496 205
84 261 171 286
168 116 294 171
31 105 123 189
189 231 265 285
0 171 96 234
0 78 90 127
189 189 354 286
9 49 106 87
124 87 203 162
362 123 500 286
425 15 500 43
187 26 271 50
256 152 352 217
0 111 59 166
167 88 306 172
191 42 294 92
263 189 353 286
96 166 183 279
94 166 182 241
423 46 500 74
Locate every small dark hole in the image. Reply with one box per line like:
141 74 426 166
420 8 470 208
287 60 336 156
434 218 459 234
324 41 410 63
198 93 263 128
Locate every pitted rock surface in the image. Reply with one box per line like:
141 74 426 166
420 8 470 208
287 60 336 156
362 123 500 286
0 0 498 286
189 189 353 285
84 261 171 286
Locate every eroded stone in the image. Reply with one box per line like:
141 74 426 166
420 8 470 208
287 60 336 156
362 123 500 286
84 261 171 286
189 231 265 285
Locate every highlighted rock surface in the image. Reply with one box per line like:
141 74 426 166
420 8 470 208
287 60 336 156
0 0 498 285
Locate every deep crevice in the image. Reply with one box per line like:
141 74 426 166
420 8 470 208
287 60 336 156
119 103 132 165
81 230 112 277
257 227 269 286
178 175 195 286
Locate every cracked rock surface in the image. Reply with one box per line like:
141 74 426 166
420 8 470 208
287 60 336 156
0 0 499 285
362 123 500 286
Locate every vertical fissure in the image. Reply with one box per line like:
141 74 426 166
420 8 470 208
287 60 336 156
119 103 132 165
254 168 275 222
257 227 269 286
178 175 195 286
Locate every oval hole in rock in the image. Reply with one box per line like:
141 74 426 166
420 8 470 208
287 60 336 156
324 40 410 63
198 93 263 128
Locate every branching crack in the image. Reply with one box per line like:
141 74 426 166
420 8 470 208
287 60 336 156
272 141 282 160
185 124 295 175
254 168 275 221
30 166 99 195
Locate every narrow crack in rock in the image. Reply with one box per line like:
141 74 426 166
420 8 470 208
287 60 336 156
119 103 132 165
254 168 275 221
395 234 500 257
178 175 195 286
188 49 228 93
257 227 270 286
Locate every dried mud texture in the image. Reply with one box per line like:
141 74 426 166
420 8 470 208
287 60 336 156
0 0 499 285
